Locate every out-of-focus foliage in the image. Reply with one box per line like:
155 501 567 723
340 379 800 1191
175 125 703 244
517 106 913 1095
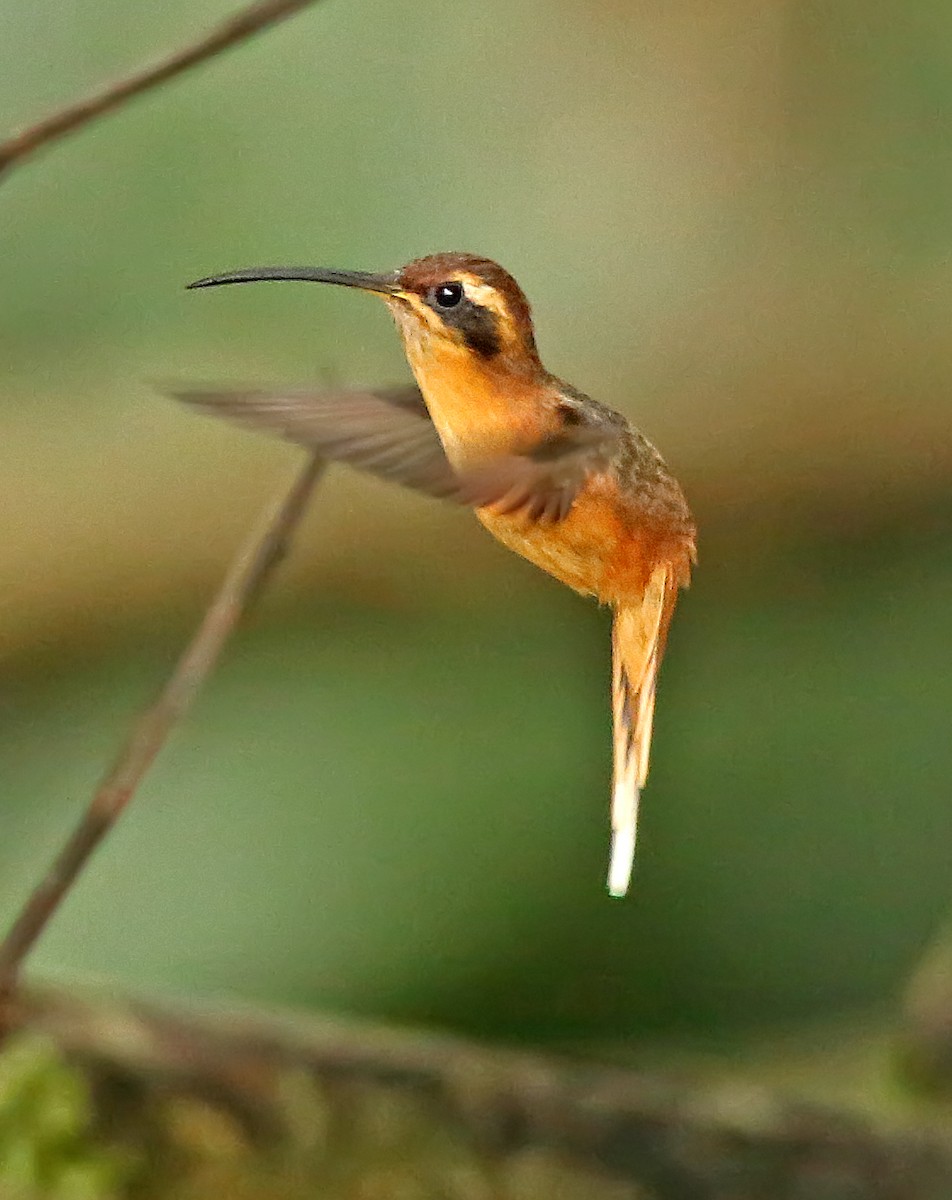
1 0 950 1046
0 1035 134 1198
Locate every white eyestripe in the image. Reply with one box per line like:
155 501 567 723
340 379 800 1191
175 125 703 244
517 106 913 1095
455 274 512 321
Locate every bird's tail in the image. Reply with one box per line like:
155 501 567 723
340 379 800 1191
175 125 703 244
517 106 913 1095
609 565 676 897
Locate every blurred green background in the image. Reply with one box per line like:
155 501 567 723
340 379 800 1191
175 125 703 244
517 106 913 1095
1 0 950 1049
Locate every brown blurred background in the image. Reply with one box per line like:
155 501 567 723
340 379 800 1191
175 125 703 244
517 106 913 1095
1 0 950 1048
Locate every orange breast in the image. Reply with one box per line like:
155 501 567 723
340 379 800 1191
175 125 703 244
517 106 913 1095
406 341 552 466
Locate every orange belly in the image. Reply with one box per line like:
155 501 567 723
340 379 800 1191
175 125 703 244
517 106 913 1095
477 474 666 606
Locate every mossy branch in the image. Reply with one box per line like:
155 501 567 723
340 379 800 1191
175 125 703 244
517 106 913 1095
4 985 952 1200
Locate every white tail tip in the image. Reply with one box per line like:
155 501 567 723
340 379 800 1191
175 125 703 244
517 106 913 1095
608 826 636 897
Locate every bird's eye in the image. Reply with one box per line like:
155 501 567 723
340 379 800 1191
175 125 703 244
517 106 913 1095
433 281 463 309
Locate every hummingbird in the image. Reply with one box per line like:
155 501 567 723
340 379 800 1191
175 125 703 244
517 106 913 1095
179 253 696 897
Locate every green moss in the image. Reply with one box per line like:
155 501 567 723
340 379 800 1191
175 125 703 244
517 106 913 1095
149 1063 642 1200
0 1035 134 1200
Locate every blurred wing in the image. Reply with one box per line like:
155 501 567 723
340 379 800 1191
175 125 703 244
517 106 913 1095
172 385 619 522
173 385 463 498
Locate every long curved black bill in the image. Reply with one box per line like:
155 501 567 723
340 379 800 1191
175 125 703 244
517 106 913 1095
186 266 400 294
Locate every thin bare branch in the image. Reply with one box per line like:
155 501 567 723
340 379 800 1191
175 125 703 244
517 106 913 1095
0 454 325 999
0 0 324 178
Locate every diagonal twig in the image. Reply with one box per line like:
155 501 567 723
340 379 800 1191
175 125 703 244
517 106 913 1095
0 0 325 179
0 454 325 1005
